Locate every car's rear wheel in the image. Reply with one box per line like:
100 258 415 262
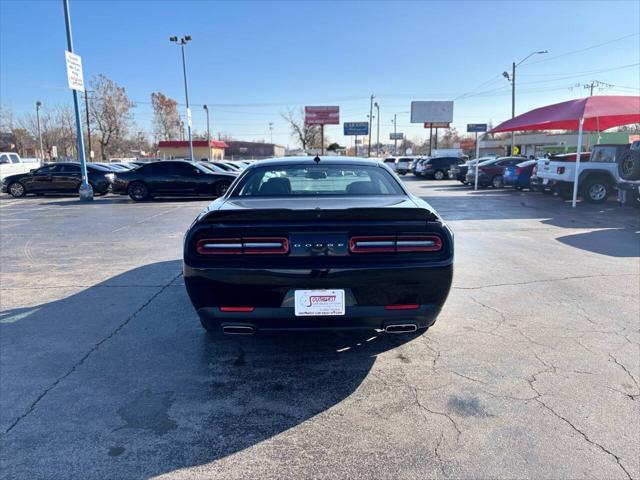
8 182 26 198
491 175 504 188
215 180 231 197
128 182 149 201
433 170 445 180
583 178 610 204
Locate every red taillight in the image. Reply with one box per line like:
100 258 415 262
196 237 289 255
396 235 442 252
219 307 255 312
349 236 395 253
349 235 442 253
515 167 522 176
557 166 565 174
385 304 420 310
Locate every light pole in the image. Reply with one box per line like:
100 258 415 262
269 122 274 144
170 35 194 161
35 101 44 161
62 0 92 200
391 114 397 155
367 94 375 157
203 104 211 161
503 50 547 155
374 102 380 157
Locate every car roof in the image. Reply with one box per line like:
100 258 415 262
246 156 383 169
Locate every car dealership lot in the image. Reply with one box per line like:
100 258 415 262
1 181 639 479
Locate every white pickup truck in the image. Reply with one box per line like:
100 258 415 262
0 152 41 181
536 144 631 203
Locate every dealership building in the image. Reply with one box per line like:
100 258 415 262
158 140 228 161
224 141 285 160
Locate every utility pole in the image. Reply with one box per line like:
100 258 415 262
62 0 92 200
392 114 397 155
367 94 375 157
269 122 273 144
170 35 193 161
503 50 547 155
35 101 44 161
83 89 92 160
203 104 211 161
583 80 613 96
374 102 380 157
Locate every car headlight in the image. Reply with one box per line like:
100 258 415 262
105 173 115 181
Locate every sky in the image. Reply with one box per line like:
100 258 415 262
1 0 639 149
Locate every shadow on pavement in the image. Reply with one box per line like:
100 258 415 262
1 260 421 478
556 228 640 257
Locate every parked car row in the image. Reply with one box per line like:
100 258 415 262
445 141 640 205
1 159 252 201
384 156 469 180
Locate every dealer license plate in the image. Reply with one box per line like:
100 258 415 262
294 289 345 316
543 178 549 185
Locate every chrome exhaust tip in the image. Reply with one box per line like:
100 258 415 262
222 325 255 335
385 324 418 334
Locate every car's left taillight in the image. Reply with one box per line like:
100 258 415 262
196 237 288 255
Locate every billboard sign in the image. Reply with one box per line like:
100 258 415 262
343 122 369 136
65 51 85 92
467 123 488 133
390 132 404 140
411 101 453 123
424 122 450 129
305 106 340 125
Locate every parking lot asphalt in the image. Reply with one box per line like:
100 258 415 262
1 179 639 480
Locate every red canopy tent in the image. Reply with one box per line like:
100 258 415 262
490 95 640 207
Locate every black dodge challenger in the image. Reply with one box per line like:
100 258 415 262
183 157 454 335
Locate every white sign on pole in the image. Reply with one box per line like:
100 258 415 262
51 146 58 158
64 51 85 92
410 101 454 123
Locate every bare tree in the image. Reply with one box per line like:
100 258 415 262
150 92 180 141
281 108 320 150
89 74 135 159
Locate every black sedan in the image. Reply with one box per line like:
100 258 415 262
183 157 454 335
2 162 113 197
110 160 237 201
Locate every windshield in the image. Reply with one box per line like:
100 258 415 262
232 164 404 197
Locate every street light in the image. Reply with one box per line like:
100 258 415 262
367 94 375 157
203 104 211 161
374 102 380 157
35 101 44 161
170 35 194 161
503 50 548 154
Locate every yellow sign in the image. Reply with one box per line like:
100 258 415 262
513 146 520 155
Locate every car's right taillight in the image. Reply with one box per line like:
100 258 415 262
557 166 565 174
349 235 442 253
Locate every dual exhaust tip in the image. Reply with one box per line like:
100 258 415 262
221 324 418 335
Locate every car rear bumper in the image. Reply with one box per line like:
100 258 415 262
183 262 453 331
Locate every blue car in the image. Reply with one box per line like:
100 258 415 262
504 159 536 189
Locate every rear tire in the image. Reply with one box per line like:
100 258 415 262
128 182 149 201
433 170 445 180
8 182 26 198
582 177 611 204
491 175 504 188
618 150 640 181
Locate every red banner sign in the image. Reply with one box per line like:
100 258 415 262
305 106 340 125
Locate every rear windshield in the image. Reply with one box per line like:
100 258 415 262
232 164 404 197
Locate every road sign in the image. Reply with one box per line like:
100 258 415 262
411 101 453 123
467 123 487 133
424 122 450 129
344 122 369 136
305 106 340 125
390 132 404 140
64 51 85 92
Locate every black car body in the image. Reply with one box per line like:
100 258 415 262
183 157 454 335
416 157 464 179
2 162 113 197
110 160 237 201
465 157 523 188
448 157 495 183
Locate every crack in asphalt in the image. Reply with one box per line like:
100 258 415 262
3 271 183 435
452 273 639 291
522 365 633 480
608 353 640 399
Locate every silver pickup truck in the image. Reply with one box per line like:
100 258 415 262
536 143 639 204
